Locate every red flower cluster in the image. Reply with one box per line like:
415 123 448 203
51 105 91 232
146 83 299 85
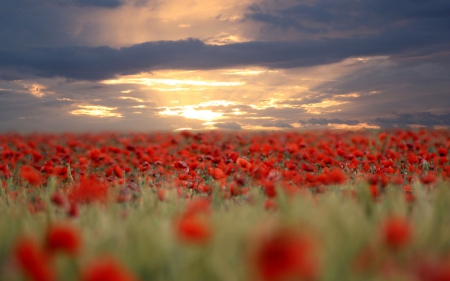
14 223 81 281
12 223 139 281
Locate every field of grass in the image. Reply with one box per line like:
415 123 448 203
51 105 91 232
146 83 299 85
0 129 449 281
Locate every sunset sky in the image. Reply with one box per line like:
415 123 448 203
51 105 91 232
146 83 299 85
1 0 450 132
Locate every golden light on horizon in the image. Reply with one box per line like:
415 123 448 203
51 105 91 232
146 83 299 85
158 100 236 121
159 106 223 121
330 123 380 130
70 105 123 118
102 76 244 88
222 69 273 75
302 99 348 114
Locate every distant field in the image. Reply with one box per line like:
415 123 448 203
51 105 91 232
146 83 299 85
0 129 449 281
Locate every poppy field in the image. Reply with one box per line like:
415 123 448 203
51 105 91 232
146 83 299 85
0 129 450 281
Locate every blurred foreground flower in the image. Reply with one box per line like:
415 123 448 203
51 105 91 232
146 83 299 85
380 215 413 250
20 165 43 187
69 175 108 203
81 256 140 281
248 226 319 281
14 236 55 281
175 213 212 245
45 223 82 256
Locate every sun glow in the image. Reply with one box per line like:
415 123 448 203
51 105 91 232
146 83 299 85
102 76 244 88
159 107 223 121
158 100 236 121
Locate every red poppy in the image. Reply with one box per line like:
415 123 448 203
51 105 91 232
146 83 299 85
50 191 69 209
81 256 140 281
209 167 227 180
45 224 82 256
437 147 448 157
236 157 252 170
69 175 108 203
114 165 124 178
380 215 412 250
68 202 80 218
175 213 212 244
14 236 55 281
421 173 437 185
20 165 43 187
416 256 450 281
185 198 211 216
264 199 277 211
249 227 318 281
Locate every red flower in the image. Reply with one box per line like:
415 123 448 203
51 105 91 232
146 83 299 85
45 224 82 256
209 167 227 180
14 237 55 281
69 175 108 203
20 165 43 187
175 213 212 244
82 256 140 281
416 257 450 281
326 168 346 185
380 215 412 250
421 173 437 185
68 202 80 218
114 165 124 178
250 228 318 281
437 147 448 157
264 199 278 211
51 191 69 209
185 198 211 216
236 157 252 170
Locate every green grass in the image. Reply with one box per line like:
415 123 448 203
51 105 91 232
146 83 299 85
1 178 450 281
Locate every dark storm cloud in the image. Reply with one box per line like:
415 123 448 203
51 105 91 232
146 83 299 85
1 0 449 81
51 0 124 8
299 117 359 126
371 112 450 128
308 56 450 122
0 74 21 81
1 14 450 81
213 122 242 130
246 0 450 33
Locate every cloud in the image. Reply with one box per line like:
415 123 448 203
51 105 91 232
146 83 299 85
213 122 242 130
1 17 449 81
299 117 359 126
49 0 125 8
261 121 293 128
246 0 450 34
370 112 450 127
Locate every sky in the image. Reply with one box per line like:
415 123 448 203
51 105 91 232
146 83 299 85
1 0 450 132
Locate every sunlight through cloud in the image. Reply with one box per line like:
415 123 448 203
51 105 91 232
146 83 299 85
102 76 244 87
302 100 348 114
118 96 145 102
70 105 123 118
159 107 223 121
157 100 236 121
